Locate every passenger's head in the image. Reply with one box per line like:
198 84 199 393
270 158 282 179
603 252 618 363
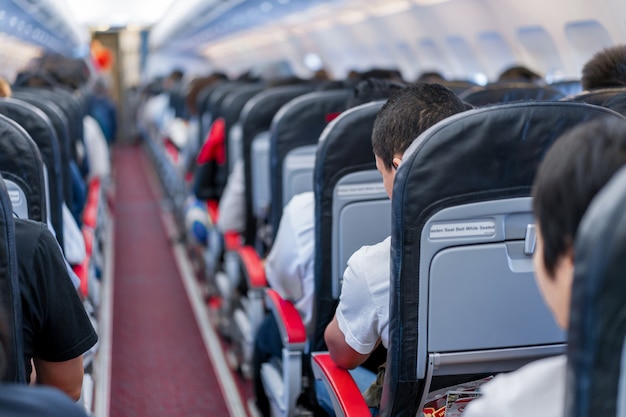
371 82 466 197
416 71 445 83
581 45 626 90
497 65 542 83
532 117 626 328
345 78 406 109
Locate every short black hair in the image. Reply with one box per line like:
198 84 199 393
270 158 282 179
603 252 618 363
532 117 626 275
498 65 542 83
371 82 466 170
345 78 406 109
582 45 626 90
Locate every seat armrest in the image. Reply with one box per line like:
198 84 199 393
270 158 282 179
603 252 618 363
265 288 306 349
311 352 371 417
237 245 268 289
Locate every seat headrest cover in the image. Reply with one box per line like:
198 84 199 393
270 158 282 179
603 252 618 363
0 114 47 223
566 166 626 417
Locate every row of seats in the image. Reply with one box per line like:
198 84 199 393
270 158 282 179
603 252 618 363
138 75 626 417
0 83 110 412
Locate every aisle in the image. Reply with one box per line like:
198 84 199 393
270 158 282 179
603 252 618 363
109 144 234 417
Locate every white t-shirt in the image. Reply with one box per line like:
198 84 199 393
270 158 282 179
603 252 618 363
336 236 391 354
462 354 566 417
83 115 111 180
264 192 315 328
216 159 245 233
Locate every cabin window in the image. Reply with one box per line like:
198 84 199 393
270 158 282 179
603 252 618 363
476 31 515 81
564 20 613 73
517 26 564 82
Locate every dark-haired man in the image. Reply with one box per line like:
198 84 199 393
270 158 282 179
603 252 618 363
582 44 626 90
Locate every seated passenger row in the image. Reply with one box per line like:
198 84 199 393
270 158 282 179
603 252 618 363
138 44 619 415
0 59 112 412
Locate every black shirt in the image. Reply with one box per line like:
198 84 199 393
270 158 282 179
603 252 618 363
15 219 98 379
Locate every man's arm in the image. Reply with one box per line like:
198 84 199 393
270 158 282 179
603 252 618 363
324 315 372 369
34 356 84 401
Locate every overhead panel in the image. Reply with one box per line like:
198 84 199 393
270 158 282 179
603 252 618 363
3 0 88 56
150 0 346 55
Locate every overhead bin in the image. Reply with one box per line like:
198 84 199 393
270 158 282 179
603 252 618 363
1 0 88 56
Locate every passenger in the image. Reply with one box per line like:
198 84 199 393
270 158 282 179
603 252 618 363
252 78 406 417
497 65 542 83
581 44 626 90
321 83 466 414
0 304 90 416
462 117 626 417
15 218 98 401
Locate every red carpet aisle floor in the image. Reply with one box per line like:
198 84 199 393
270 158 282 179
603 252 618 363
109 144 232 417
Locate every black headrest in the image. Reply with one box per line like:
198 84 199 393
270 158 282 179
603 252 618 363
563 87 626 106
459 82 564 106
565 167 626 417
312 100 385 352
0 174 26 383
240 84 316 246
0 98 64 247
14 87 83 162
218 84 266 132
269 89 352 239
603 92 626 116
0 114 47 223
11 91 73 206
384 101 625 417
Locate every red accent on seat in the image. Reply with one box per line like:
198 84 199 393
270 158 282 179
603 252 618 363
196 118 226 165
83 228 94 257
83 178 101 229
265 289 306 345
206 200 219 224
237 245 267 288
223 231 241 251
325 112 341 123
72 254 90 299
164 139 179 163
311 353 371 417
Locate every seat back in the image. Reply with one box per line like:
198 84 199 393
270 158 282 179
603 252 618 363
459 82 564 106
562 87 626 106
0 174 26 383
11 91 74 206
312 101 387 351
0 114 47 224
220 84 266 173
603 92 626 116
0 98 64 248
565 167 626 417
239 84 316 247
196 80 229 148
383 102 625 417
269 90 351 240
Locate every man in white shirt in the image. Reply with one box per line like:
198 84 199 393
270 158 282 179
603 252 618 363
321 83 467 413
463 117 626 417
